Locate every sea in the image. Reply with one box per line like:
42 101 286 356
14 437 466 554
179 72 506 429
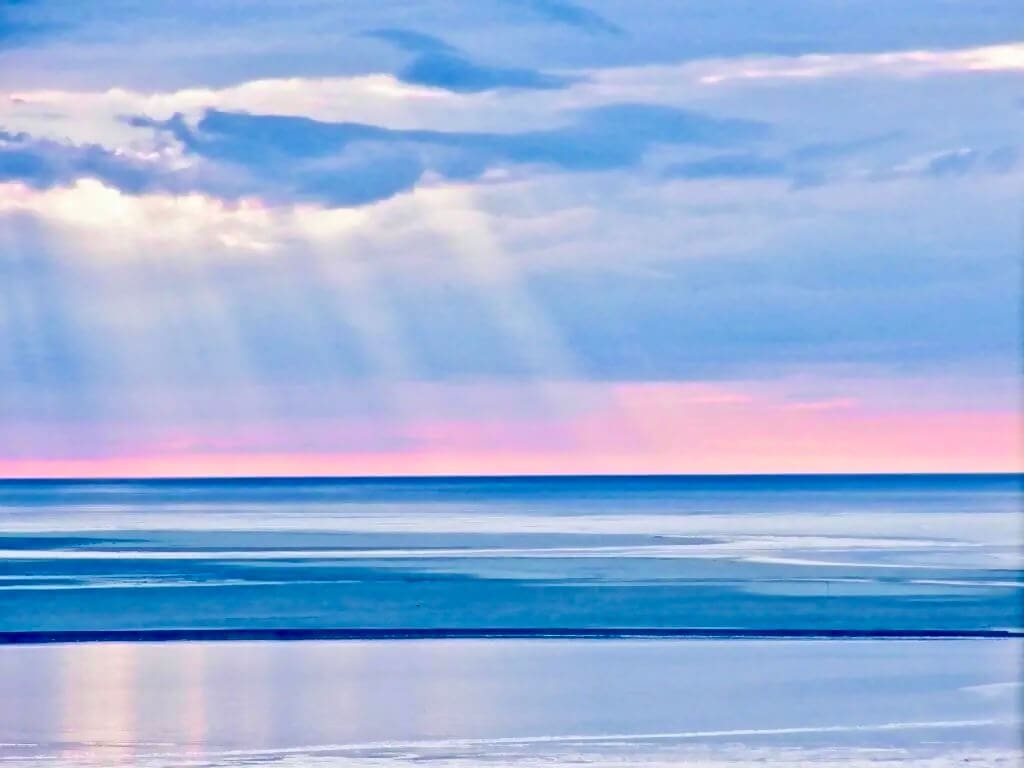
0 474 1020 766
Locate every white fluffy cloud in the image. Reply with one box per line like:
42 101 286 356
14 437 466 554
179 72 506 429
4 42 1021 149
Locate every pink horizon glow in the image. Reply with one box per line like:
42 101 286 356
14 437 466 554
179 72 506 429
3 385 1018 478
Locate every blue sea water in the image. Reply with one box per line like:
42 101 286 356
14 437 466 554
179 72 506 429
0 474 1021 766
0 474 1020 633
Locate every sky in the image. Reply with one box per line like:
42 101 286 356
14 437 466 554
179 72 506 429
0 0 1021 477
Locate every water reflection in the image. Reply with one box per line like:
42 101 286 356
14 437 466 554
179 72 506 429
0 639 1018 766
60 643 137 765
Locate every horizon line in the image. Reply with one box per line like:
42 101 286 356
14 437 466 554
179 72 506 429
1 470 1020 483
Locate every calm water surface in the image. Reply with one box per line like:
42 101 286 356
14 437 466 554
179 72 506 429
0 475 1019 632
0 476 1021 766
0 638 1021 767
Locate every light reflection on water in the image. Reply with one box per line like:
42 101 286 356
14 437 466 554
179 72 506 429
0 639 1020 767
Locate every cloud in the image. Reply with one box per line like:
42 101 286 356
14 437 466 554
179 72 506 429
130 103 766 205
664 135 1017 187
924 146 1018 176
0 124 299 200
364 27 577 93
790 132 901 161
6 144 1018 385
2 3 1022 476
4 2 1023 101
858 146 1021 182
363 28 458 55
0 179 313 254
4 42 1017 157
0 129 172 192
665 153 787 180
1 145 1018 463
696 43 1024 84
497 0 623 36
398 52 574 92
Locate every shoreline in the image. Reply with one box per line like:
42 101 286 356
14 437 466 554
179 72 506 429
2 627 1021 645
